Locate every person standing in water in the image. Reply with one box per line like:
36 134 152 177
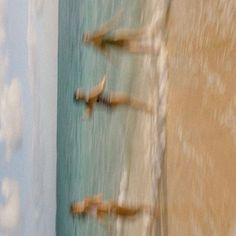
82 12 159 56
70 194 158 220
73 76 153 118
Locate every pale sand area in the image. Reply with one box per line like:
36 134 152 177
167 0 236 235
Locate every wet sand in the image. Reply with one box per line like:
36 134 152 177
167 0 236 235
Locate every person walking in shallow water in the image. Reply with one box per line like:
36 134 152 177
70 194 158 220
82 12 159 57
74 76 153 118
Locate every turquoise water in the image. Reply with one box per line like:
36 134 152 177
57 0 169 235
57 0 143 235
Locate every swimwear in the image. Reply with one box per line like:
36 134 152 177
88 205 98 217
99 33 130 49
96 96 112 107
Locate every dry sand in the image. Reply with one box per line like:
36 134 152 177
167 0 236 235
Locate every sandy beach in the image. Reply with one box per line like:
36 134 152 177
119 0 236 235
167 0 236 235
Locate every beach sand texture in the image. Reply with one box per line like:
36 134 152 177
167 0 236 235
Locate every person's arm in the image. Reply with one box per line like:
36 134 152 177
82 105 93 119
113 27 146 40
97 46 115 63
84 194 103 205
87 76 106 101
92 193 103 203
92 10 123 38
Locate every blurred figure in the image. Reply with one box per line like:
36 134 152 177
74 76 153 118
70 194 158 220
82 12 159 56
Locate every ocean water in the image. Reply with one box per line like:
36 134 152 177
57 0 170 235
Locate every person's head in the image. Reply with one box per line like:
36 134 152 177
82 33 93 43
70 202 86 216
74 88 86 102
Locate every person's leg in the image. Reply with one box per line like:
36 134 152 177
113 28 147 41
127 41 160 54
109 202 143 217
109 93 153 113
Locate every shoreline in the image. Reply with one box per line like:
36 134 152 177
116 0 170 234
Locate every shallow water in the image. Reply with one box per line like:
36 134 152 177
56 0 171 235
57 1 169 235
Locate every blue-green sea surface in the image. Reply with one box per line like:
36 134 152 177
57 0 145 235
57 0 169 235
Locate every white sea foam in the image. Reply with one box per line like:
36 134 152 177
116 168 129 235
115 0 170 235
